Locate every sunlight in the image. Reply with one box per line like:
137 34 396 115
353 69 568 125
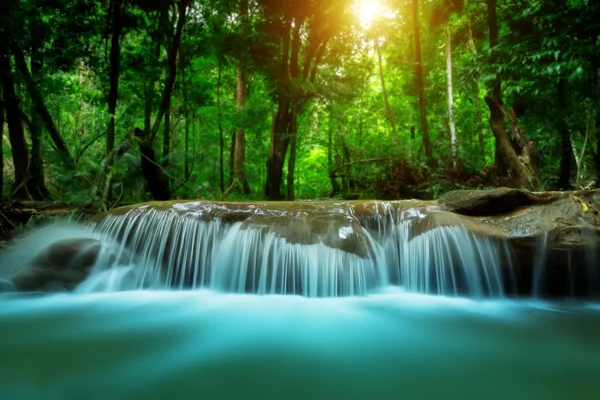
356 0 382 29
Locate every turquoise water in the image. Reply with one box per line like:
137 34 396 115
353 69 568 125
1 288 599 400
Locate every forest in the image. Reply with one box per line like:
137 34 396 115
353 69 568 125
0 0 598 210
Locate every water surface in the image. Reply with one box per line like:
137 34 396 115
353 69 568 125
1 288 599 400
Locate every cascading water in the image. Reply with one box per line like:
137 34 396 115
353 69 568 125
82 201 514 297
2 199 600 399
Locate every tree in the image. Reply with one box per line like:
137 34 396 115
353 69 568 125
484 0 540 190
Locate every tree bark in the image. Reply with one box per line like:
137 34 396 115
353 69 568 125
412 0 433 166
445 23 458 168
106 0 123 157
135 0 188 201
135 128 170 200
161 6 172 190
375 40 397 135
2 54 30 199
148 0 189 143
162 99 171 188
265 19 292 201
474 85 485 166
557 79 572 189
230 0 251 195
217 61 225 193
286 106 298 200
27 46 51 200
182 66 190 179
11 46 75 169
484 0 539 190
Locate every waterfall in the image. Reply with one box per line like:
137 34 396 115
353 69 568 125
78 201 514 297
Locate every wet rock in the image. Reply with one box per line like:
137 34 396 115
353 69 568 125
9 238 102 292
438 188 557 216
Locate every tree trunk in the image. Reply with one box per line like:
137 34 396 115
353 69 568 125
265 18 292 201
445 23 458 168
106 0 122 157
135 128 170 200
11 46 75 169
183 69 190 179
217 61 225 193
160 6 172 190
266 100 290 200
232 62 251 194
230 0 251 195
162 99 171 189
27 47 51 200
135 0 188 200
286 106 298 200
484 0 539 190
148 0 189 142
233 68 251 194
557 79 572 189
375 40 397 135
412 0 433 166
327 111 339 196
474 86 486 166
2 56 30 199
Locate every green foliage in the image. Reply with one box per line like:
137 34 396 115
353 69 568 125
1 0 598 204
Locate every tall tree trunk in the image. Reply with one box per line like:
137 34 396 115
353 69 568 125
27 46 51 200
412 0 433 165
445 24 458 168
265 19 292 201
375 40 397 135
106 0 123 156
474 85 486 166
135 128 170 200
484 0 539 190
105 0 123 205
285 19 304 201
161 6 172 190
557 79 572 189
2 56 30 199
11 46 75 169
183 66 190 179
148 0 189 142
327 111 339 196
266 101 290 200
137 0 189 200
286 106 298 200
230 0 251 195
162 100 171 188
217 61 225 193
465 6 485 166
233 65 250 194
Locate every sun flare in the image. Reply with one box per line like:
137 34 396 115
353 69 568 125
356 0 382 29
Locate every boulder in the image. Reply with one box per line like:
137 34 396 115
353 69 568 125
438 188 558 216
9 238 103 292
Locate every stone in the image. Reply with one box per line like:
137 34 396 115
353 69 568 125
438 188 557 216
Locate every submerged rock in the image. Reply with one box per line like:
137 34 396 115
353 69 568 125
8 238 103 292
